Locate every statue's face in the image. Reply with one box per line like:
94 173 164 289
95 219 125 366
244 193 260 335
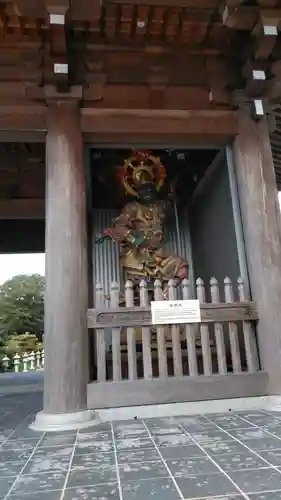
137 182 157 202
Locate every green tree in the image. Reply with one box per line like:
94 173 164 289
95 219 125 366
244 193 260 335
5 333 43 357
0 274 45 339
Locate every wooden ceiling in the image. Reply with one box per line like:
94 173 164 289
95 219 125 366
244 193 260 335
0 0 280 189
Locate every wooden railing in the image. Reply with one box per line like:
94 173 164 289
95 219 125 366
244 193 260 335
88 277 259 382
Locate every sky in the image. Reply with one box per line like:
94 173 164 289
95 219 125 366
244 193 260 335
0 193 281 285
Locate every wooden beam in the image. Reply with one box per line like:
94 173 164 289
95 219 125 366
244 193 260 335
252 10 280 59
81 109 238 139
13 0 46 17
104 0 219 7
46 0 70 90
87 302 258 329
221 5 259 30
0 105 46 131
71 0 101 20
0 199 45 219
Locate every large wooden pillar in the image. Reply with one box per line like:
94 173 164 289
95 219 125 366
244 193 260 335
30 100 96 431
233 110 281 403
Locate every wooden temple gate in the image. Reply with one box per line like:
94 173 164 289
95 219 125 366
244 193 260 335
0 0 280 429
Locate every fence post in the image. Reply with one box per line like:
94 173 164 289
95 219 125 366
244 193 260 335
96 282 106 382
154 280 168 378
125 280 137 380
237 277 259 372
168 279 183 377
224 277 242 373
210 277 227 374
196 278 212 375
182 279 198 376
140 280 153 379
111 281 121 381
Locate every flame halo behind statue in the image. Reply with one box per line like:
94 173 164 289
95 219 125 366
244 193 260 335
117 150 166 198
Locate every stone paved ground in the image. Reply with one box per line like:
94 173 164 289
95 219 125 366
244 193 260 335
2 394 281 498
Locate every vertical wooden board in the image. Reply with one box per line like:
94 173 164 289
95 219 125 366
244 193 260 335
237 277 259 372
182 279 198 376
197 278 212 375
111 282 122 381
95 283 106 382
154 280 168 378
125 280 137 380
210 278 227 374
140 280 153 379
224 277 242 373
168 279 183 377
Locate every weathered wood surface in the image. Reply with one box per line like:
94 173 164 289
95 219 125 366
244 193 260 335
87 372 269 409
43 101 88 414
233 112 281 395
88 302 258 329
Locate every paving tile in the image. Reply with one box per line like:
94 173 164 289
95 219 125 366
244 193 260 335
63 483 120 500
229 429 271 441
9 428 44 439
146 423 183 435
160 444 205 459
76 431 113 442
200 441 248 456
0 439 39 451
119 460 168 481
72 451 115 469
117 448 160 463
39 435 76 448
78 423 111 434
241 438 281 451
113 422 147 439
229 468 281 493
166 456 218 476
115 437 153 451
67 465 118 488
122 478 181 500
0 460 26 478
175 472 238 498
23 451 72 474
9 471 67 495
248 492 281 499
196 497 243 500
75 439 113 454
174 416 214 429
8 490 62 499
0 477 18 497
259 449 281 466
213 451 268 471
144 417 175 427
191 429 235 444
0 448 33 462
153 433 192 447
214 420 256 430
262 427 281 438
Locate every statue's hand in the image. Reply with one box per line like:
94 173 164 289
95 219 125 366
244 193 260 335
95 234 107 244
104 227 126 242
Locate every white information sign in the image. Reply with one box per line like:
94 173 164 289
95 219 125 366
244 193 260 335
151 299 201 325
